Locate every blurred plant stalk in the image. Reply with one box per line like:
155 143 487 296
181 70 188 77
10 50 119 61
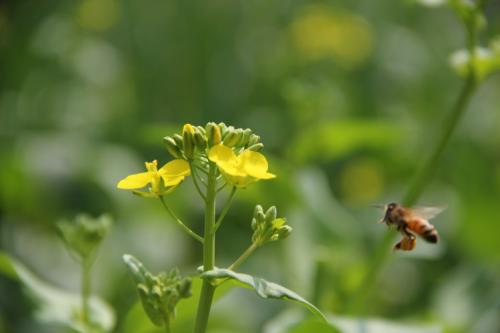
348 0 485 315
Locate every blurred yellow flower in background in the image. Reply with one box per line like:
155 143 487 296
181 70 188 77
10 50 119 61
290 5 373 68
208 144 275 188
117 159 190 197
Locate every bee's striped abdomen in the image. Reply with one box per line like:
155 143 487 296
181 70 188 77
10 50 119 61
408 218 439 243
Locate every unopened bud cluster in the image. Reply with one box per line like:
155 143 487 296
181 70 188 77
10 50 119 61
57 214 112 260
251 205 292 245
123 255 191 327
163 122 263 160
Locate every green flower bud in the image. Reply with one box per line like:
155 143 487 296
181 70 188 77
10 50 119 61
247 134 260 146
251 217 258 231
277 225 292 240
232 128 245 146
222 126 235 140
265 206 277 222
253 204 264 218
196 125 206 135
247 143 264 152
123 255 192 328
223 130 240 147
206 122 221 146
193 130 207 150
182 124 196 159
173 134 184 148
239 128 252 146
163 136 183 159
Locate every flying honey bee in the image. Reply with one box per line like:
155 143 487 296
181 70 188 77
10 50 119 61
375 203 445 251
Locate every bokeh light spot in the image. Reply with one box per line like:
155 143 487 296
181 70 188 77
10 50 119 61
290 5 373 68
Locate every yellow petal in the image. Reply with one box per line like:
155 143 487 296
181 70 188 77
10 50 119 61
208 144 236 164
161 174 186 187
117 172 151 189
159 159 190 177
241 150 276 180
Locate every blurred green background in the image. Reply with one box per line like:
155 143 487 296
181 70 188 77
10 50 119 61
1 0 499 332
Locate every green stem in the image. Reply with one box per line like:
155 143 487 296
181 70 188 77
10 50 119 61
164 313 172 333
190 163 207 202
214 186 237 232
228 242 259 271
81 257 91 331
348 74 477 314
193 162 218 333
159 196 204 244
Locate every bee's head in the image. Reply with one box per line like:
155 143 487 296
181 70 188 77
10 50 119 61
382 202 398 224
386 202 397 212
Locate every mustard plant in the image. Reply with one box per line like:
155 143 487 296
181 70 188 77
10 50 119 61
118 123 327 333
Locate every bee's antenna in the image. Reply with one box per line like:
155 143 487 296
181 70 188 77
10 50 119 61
370 204 386 209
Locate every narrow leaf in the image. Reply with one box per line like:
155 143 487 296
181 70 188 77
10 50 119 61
202 268 327 321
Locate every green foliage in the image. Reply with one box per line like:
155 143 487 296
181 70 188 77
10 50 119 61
0 252 115 332
202 268 327 322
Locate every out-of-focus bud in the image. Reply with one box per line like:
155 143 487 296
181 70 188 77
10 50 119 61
223 128 239 147
206 122 221 147
265 206 277 222
123 255 192 328
163 136 183 159
253 204 264 218
276 224 292 241
193 130 207 150
239 128 252 146
218 122 228 137
247 134 260 146
182 124 196 159
247 143 264 152
173 134 184 148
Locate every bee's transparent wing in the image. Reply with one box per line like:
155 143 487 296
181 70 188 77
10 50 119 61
411 206 446 220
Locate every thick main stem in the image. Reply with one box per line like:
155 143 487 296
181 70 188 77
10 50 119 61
193 162 217 333
348 74 477 314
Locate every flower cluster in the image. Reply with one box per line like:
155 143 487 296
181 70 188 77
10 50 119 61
117 122 276 195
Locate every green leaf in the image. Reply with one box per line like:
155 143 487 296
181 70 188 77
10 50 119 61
201 268 327 322
0 251 115 333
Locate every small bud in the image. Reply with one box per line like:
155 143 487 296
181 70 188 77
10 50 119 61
233 128 245 146
239 128 252 146
163 136 183 159
253 204 264 217
265 206 277 222
247 143 264 152
196 125 206 135
276 225 292 240
206 122 221 146
223 130 239 147
251 218 258 231
193 130 207 150
222 126 235 140
173 134 184 148
182 124 196 159
247 134 260 146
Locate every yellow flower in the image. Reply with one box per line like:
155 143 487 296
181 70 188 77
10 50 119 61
117 159 190 197
208 144 275 188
